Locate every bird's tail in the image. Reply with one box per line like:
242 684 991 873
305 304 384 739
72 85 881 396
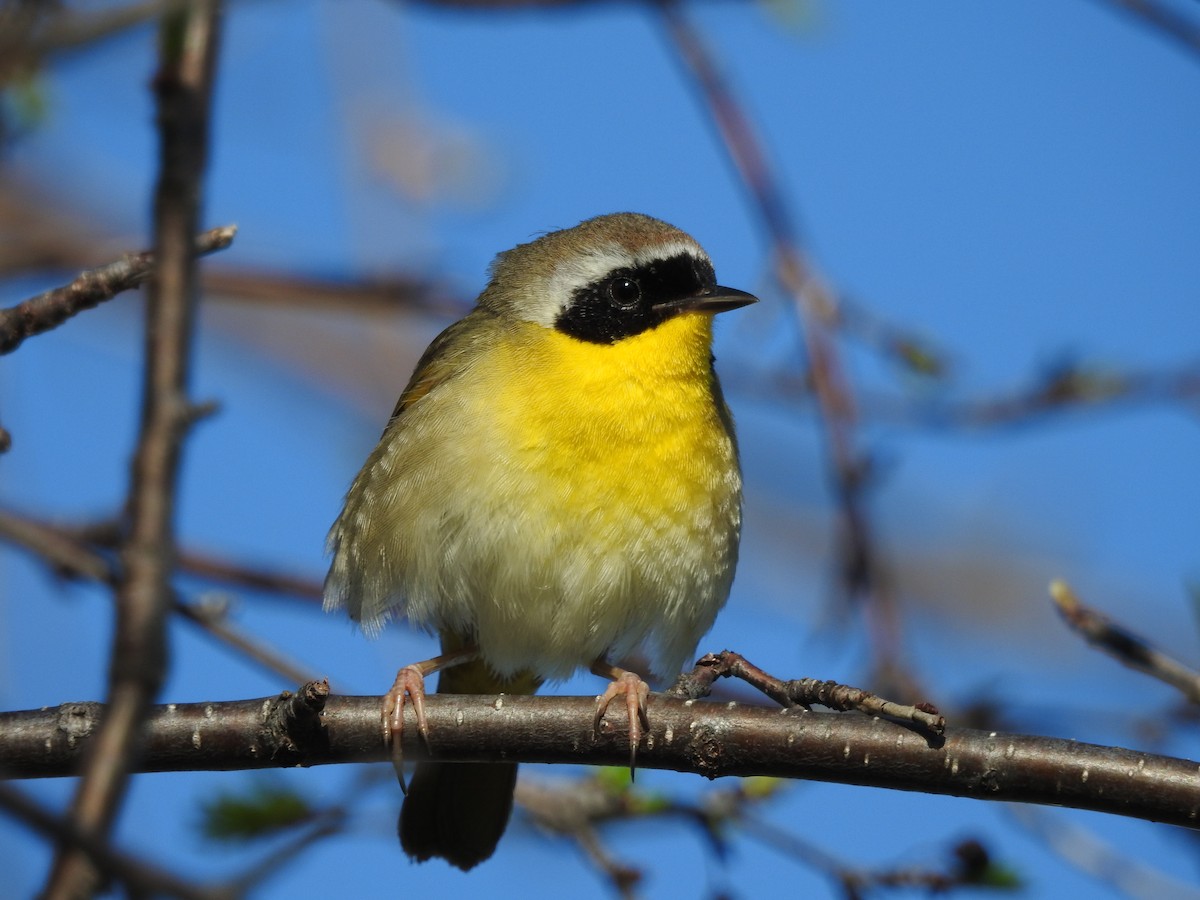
398 655 540 870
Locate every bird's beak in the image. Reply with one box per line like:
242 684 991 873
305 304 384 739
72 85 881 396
653 285 758 315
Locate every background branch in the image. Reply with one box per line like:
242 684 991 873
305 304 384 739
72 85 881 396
1051 580 1200 704
44 5 223 897
659 0 913 694
0 508 320 685
0 784 212 900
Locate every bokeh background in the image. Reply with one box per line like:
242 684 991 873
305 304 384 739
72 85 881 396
2 1 1199 897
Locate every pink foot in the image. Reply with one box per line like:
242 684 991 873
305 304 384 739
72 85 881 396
382 664 430 792
594 671 651 776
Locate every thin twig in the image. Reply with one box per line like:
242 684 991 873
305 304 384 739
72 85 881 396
0 225 236 355
44 6 223 896
670 650 945 734
219 813 345 897
1051 580 1200 704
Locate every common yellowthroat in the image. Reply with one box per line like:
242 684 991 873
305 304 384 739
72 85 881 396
324 212 755 869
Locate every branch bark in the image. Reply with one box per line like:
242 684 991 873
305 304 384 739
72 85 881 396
0 225 236 355
4 690 1198 831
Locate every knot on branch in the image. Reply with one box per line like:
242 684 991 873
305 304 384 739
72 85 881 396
263 680 330 762
56 702 104 745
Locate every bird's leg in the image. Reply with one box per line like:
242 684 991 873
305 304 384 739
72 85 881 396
590 658 651 777
383 646 479 791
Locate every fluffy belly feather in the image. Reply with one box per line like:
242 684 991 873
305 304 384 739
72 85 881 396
427 414 740 680
329 314 741 681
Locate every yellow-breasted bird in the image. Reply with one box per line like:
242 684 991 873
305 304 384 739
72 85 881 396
323 212 755 870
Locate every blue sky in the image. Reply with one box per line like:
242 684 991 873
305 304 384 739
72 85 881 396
2 1 1199 897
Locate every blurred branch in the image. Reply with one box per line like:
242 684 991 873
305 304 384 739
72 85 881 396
0 508 320 685
0 783 212 900
739 810 1013 897
0 224 236 355
834 294 951 380
1009 805 1200 899
1093 0 1200 62
863 359 1200 430
45 4 224 894
1051 579 1200 704
659 0 913 692
219 813 347 897
0 178 455 316
0 0 196 83
204 267 458 316
0 773 353 900
177 547 325 604
0 178 126 275
518 769 1009 895
518 777 644 897
2 688 1199 830
66 517 326 605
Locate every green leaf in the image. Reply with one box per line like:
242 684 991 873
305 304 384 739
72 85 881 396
199 781 315 842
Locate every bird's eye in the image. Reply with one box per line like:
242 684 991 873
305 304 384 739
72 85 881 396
607 276 641 308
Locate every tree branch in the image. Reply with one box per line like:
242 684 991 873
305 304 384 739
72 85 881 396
3 690 1198 830
44 4 223 897
0 224 236 355
1051 580 1200 704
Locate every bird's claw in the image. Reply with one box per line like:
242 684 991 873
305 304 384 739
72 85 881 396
382 664 431 793
594 671 651 778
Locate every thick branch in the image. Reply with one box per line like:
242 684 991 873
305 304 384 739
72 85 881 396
0 225 236 355
3 691 1198 830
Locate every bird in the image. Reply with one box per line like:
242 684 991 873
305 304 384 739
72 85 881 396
323 211 755 870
